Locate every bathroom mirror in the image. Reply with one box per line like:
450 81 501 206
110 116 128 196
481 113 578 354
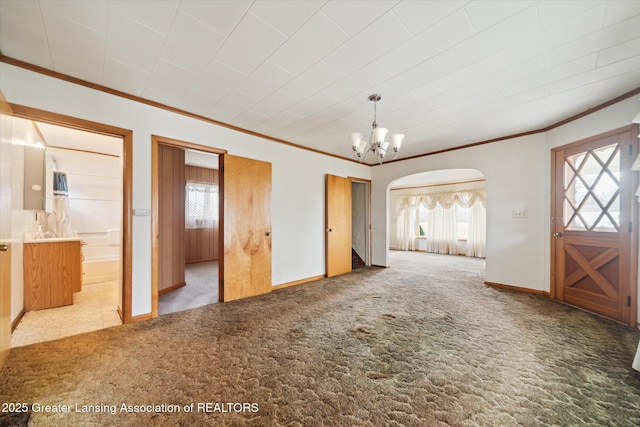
23 145 46 211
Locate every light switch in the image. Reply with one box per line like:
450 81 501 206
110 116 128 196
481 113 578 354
512 210 527 218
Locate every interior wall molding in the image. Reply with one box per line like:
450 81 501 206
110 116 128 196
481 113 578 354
0 54 359 165
2 54 638 168
390 178 486 192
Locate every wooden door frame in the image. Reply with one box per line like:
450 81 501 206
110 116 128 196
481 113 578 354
1 91 13 368
349 176 372 266
151 136 226 317
550 124 639 328
8 105 135 323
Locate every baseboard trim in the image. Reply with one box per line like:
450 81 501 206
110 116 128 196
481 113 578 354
129 312 153 323
371 264 388 268
159 281 186 295
186 258 218 264
11 308 26 333
272 275 324 290
485 281 550 297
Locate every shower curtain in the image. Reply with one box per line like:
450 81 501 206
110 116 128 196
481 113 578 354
48 171 73 237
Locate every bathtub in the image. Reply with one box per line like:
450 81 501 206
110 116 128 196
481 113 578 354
82 256 120 284
78 231 121 285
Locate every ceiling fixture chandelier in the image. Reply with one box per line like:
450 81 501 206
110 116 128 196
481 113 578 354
351 93 404 164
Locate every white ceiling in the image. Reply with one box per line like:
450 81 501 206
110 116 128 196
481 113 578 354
1 0 639 164
35 120 122 156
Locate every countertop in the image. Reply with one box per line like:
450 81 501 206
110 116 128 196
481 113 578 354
24 237 83 243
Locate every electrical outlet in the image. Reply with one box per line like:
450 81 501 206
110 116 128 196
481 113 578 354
512 210 527 218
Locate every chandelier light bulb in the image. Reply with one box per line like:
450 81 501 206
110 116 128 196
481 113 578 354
350 132 363 148
391 133 404 152
373 127 388 146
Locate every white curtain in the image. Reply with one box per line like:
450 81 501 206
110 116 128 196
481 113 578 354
426 204 458 254
396 189 486 258
185 180 218 229
397 207 416 251
466 201 486 258
396 196 418 250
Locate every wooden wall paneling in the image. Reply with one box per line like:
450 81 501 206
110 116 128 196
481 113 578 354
158 145 185 292
185 165 219 263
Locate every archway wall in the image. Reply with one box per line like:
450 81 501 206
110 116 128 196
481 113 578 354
372 133 548 292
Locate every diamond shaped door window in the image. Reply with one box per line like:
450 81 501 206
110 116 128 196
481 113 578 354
563 143 619 232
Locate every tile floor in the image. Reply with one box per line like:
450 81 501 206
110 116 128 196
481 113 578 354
11 280 122 348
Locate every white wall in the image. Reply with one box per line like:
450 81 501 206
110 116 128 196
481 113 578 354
372 95 640 314
1 63 371 317
373 134 547 290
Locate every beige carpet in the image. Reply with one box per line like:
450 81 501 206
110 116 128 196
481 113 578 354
1 251 639 426
159 262 218 315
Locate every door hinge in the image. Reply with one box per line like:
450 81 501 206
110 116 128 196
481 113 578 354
220 280 224 288
629 221 633 232
220 166 224 173
629 144 633 156
628 296 632 307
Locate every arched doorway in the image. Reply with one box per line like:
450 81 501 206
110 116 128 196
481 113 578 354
388 169 486 263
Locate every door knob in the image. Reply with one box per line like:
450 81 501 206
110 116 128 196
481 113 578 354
553 232 563 237
0 244 8 252
265 232 272 236
326 228 333 232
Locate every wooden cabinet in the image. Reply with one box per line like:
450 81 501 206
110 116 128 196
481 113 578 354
24 239 82 311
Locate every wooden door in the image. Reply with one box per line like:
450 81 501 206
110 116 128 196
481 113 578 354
0 92 13 367
552 126 637 324
326 174 352 277
220 154 272 302
157 144 185 294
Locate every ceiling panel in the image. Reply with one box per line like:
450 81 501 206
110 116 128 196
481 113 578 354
105 10 165 73
0 0 638 165
42 9 105 73
434 5 540 74
235 61 295 100
109 0 179 35
323 11 412 75
268 11 348 75
179 0 251 36
0 4 51 68
159 10 225 74
214 11 286 75
250 0 323 37
391 1 466 35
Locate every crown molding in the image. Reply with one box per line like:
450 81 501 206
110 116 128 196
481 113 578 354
2 54 638 168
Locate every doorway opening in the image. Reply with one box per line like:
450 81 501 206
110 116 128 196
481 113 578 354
152 136 225 317
351 178 371 269
388 169 487 264
11 118 124 347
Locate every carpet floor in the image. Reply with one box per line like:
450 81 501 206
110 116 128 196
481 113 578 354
159 262 218 315
1 251 639 426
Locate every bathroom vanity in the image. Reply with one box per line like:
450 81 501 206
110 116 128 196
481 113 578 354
23 237 82 311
